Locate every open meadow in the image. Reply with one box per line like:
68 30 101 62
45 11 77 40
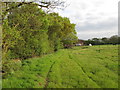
2 45 118 88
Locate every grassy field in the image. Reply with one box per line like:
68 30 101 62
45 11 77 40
2 45 118 88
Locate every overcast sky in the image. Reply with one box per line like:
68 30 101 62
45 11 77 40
54 0 119 40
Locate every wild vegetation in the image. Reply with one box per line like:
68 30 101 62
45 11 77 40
2 45 118 88
84 35 120 45
2 2 77 62
1 1 118 88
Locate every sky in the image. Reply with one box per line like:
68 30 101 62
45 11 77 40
54 0 119 40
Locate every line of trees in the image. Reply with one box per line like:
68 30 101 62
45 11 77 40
84 35 120 45
2 2 78 61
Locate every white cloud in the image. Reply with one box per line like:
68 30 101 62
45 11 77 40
54 0 119 39
77 28 118 40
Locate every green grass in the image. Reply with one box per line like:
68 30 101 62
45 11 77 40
2 45 118 88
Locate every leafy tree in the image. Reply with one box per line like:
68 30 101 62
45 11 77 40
2 19 22 60
101 37 109 44
2 0 66 21
62 33 78 48
84 35 120 45
2 1 78 76
109 35 118 45
2 3 77 60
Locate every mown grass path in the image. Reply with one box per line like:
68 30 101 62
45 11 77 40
2 45 118 88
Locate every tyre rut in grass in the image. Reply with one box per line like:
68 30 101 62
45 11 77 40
57 51 99 88
44 61 56 88
68 52 100 88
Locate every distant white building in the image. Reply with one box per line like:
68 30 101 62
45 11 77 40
89 44 92 46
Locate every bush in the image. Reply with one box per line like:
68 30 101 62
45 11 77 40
2 60 22 78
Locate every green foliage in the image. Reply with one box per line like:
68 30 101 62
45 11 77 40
2 60 22 79
2 3 78 88
2 3 78 81
1 2 118 88
62 33 78 45
84 35 120 45
2 3 77 61
2 20 22 60
109 35 119 44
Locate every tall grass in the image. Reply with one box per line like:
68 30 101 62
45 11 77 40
2 45 118 88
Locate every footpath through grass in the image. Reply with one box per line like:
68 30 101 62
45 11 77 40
2 45 118 88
